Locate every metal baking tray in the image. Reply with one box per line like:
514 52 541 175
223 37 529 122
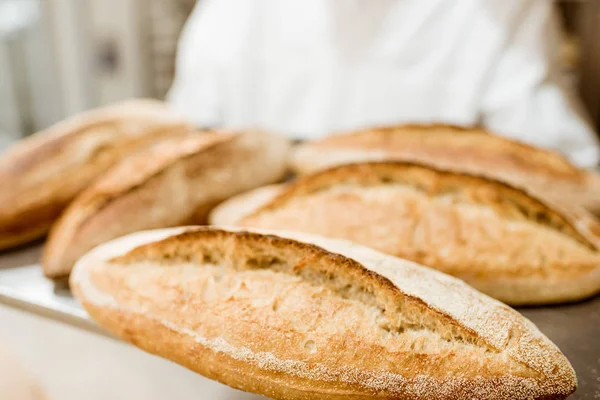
0 244 598 398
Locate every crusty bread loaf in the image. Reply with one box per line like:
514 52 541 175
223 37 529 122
71 226 577 400
291 124 600 214
42 130 290 279
237 161 600 305
0 99 193 250
209 184 284 226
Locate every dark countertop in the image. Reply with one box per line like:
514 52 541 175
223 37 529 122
521 299 600 399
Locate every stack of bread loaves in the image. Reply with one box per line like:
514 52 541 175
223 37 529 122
211 125 600 306
3 108 598 398
0 99 290 278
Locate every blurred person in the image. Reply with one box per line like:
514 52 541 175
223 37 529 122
168 0 599 167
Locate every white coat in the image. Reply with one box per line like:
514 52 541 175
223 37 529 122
168 0 599 167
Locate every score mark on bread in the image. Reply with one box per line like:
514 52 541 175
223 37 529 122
291 124 600 215
42 130 290 279
71 227 576 400
0 99 193 250
233 161 600 305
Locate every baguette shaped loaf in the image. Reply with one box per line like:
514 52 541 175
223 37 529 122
71 226 577 400
291 124 600 214
239 162 600 305
0 99 193 250
42 131 290 279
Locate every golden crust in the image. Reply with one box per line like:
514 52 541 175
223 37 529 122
208 184 285 226
290 124 600 214
42 131 290 279
240 161 600 305
71 226 576 400
0 99 193 250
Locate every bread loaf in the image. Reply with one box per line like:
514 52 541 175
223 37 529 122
236 161 600 305
42 130 290 279
0 99 193 250
291 124 600 214
71 226 577 400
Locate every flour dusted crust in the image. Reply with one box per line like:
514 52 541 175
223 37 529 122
42 130 290 279
239 161 600 305
71 226 576 400
290 124 600 214
0 99 193 250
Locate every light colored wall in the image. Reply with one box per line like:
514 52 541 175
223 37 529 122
0 0 62 144
0 0 157 143
0 42 21 148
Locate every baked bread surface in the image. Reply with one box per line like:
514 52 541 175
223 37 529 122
239 162 600 305
42 130 290 279
209 184 285 226
71 226 576 400
291 124 600 214
0 99 192 249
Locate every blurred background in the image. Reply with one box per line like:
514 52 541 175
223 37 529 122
0 0 196 148
0 0 599 148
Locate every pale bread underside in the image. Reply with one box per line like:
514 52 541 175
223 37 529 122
71 227 576 400
240 162 600 305
209 184 285 226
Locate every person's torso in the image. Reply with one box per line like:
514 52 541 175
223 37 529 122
170 0 521 138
